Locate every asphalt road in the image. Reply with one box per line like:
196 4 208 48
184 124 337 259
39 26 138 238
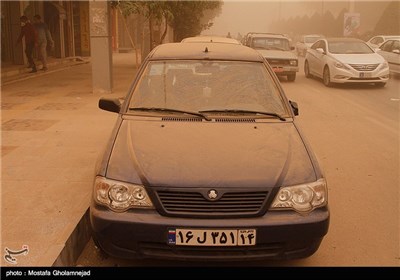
77 59 400 267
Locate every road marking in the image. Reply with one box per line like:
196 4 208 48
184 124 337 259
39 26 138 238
390 98 399 101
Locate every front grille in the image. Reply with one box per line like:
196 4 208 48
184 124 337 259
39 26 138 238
348 77 378 81
157 190 268 217
349 64 379 71
139 242 284 260
266 59 290 65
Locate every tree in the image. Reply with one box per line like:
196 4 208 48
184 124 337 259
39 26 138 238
167 1 222 42
113 1 223 48
374 1 400 35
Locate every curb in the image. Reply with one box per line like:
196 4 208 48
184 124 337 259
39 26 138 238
52 209 92 266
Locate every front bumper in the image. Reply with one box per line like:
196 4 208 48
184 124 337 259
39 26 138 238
271 66 299 76
90 204 329 261
330 66 389 84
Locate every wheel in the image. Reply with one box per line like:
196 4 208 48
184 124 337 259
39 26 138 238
92 237 109 259
323 66 332 87
374 82 386 88
304 60 312 78
287 73 296 82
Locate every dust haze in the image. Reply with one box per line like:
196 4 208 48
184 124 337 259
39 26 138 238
203 0 399 41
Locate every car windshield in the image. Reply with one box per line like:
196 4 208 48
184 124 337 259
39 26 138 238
304 36 321 44
252 38 290 51
328 41 374 54
128 60 287 116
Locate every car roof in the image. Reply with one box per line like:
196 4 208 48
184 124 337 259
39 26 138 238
376 35 400 38
181 36 241 45
249 33 287 39
325 37 365 43
303 34 324 37
147 42 264 62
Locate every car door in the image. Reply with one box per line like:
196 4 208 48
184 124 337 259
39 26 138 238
307 40 323 76
309 40 326 78
315 40 328 77
382 40 400 73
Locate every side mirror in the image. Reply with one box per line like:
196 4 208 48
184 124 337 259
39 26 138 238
393 49 400 54
316 48 325 54
98 97 121 113
289 100 299 116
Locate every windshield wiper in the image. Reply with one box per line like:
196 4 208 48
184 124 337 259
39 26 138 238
129 107 211 121
199 109 286 121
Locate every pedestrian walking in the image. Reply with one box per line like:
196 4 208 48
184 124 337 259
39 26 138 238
33 15 54 71
16 16 38 73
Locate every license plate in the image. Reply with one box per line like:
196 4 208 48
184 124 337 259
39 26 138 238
273 67 283 73
359 72 371 78
168 228 256 246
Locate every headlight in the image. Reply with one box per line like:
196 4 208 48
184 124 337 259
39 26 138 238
378 61 389 70
270 178 327 214
290 60 298 66
334 61 348 69
94 176 154 212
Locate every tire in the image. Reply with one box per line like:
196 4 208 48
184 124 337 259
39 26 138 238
374 82 386 88
287 73 296 82
304 60 312 78
323 66 332 87
92 237 109 259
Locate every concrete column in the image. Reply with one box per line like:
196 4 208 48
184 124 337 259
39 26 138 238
89 0 112 94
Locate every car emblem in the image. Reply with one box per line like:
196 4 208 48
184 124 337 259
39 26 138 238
207 190 218 200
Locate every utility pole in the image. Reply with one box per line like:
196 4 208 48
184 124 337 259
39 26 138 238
89 0 113 94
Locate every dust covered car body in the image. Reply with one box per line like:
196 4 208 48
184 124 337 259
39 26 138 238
90 42 329 261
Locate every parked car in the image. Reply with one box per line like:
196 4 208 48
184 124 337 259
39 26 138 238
366 35 400 50
91 42 329 261
376 39 400 75
296 34 324 56
304 37 390 87
245 32 299 81
181 36 241 45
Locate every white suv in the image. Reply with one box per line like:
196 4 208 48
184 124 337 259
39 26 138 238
245 33 298 81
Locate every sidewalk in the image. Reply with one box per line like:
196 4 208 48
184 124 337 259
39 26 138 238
1 52 139 266
1 56 90 86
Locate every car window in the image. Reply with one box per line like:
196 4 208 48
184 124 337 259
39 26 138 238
392 40 400 51
251 38 290 51
320 41 327 52
370 37 382 45
128 60 287 116
311 40 322 50
380 40 394 52
328 41 374 54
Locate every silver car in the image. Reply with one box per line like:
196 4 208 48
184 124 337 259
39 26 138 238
296 34 324 57
304 37 390 87
377 39 400 75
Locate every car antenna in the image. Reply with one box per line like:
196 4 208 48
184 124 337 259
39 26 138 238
204 47 209 53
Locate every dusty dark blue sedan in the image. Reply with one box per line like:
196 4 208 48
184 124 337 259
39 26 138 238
90 42 329 261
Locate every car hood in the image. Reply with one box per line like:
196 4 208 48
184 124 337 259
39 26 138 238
330 53 385 64
256 50 297 60
106 119 316 188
